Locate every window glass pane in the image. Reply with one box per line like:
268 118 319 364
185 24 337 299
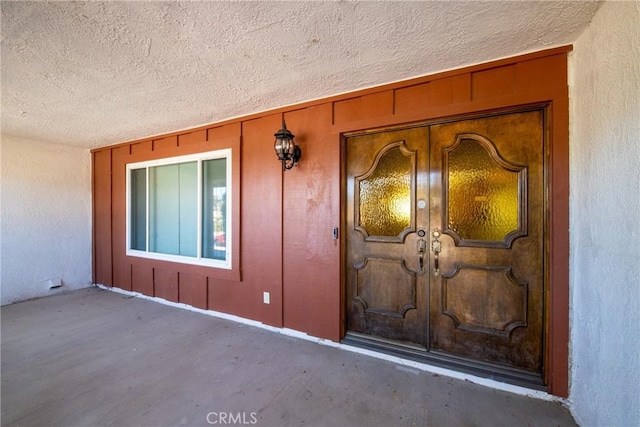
359 147 412 237
178 162 198 256
130 168 147 251
202 158 227 260
149 162 197 256
448 139 519 241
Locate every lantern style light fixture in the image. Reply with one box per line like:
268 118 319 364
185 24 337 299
274 118 301 171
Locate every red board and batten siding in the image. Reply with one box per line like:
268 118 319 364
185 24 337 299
91 46 570 396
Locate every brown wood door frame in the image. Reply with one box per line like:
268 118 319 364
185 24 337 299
340 103 562 392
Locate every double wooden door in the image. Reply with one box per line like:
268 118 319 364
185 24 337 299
344 109 546 383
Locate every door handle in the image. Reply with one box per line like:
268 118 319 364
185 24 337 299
431 228 442 277
417 238 427 274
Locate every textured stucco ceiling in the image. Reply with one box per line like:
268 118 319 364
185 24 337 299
1 1 602 149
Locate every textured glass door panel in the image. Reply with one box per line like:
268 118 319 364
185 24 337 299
357 144 413 239
446 136 525 246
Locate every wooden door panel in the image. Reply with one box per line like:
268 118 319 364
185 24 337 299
441 264 527 336
345 126 429 348
354 257 416 317
429 109 544 373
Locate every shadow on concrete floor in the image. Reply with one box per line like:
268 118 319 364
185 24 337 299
1 287 577 427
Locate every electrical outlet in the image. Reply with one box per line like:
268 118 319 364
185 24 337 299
263 292 270 304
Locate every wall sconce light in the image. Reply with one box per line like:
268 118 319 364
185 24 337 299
274 118 301 171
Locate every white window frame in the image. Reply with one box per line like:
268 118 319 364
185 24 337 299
125 149 232 269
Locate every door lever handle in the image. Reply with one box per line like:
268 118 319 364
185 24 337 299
417 238 427 274
431 228 442 277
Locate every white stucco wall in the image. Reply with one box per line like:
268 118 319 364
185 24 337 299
569 1 640 425
0 136 92 305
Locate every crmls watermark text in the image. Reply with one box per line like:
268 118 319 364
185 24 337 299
206 411 258 425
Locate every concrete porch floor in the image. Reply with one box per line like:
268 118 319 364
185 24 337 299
1 287 577 427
